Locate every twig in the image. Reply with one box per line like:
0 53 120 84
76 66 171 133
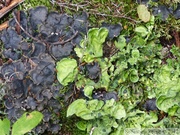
54 1 139 23
90 127 96 135
51 31 78 45
12 11 42 42
15 10 20 34
0 0 25 18
173 30 180 48
56 2 89 8
89 12 139 23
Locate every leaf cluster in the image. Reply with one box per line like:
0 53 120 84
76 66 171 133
55 11 180 133
0 111 43 135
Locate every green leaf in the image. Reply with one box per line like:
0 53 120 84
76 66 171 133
135 26 148 37
78 112 96 120
168 105 179 116
112 103 126 119
128 58 137 65
78 100 104 120
12 111 43 135
67 99 89 117
88 28 108 45
88 28 108 58
142 112 158 127
76 121 87 131
137 5 151 22
132 49 140 58
84 85 94 99
97 58 111 89
56 58 78 86
0 118 10 135
74 47 84 58
102 99 115 110
112 121 119 128
110 126 124 135
87 99 103 111
130 69 139 83
115 35 126 50
156 96 174 112
75 28 108 63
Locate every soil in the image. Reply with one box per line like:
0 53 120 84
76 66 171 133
159 30 180 47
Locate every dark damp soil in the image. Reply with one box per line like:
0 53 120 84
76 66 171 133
160 30 180 47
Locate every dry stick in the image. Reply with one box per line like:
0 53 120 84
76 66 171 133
51 31 78 45
15 10 21 34
12 12 42 42
56 2 89 8
173 31 180 48
0 0 25 18
90 12 138 23
55 2 139 23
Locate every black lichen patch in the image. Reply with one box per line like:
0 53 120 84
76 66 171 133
50 42 74 60
86 62 100 80
1 61 26 81
173 3 180 19
29 54 55 86
1 28 21 49
101 22 122 40
29 6 48 31
152 5 171 21
0 6 89 134
143 98 158 112
92 89 118 101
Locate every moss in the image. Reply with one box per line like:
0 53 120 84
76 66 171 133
60 108 87 135
19 0 56 11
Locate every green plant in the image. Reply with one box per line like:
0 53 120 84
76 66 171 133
75 28 109 63
67 98 126 134
0 111 43 135
55 12 180 133
153 60 180 117
1 1 180 134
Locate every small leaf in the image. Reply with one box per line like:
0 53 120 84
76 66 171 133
87 99 100 111
112 103 126 119
56 58 78 86
75 28 108 63
112 121 119 128
137 5 151 22
115 35 126 50
156 96 174 112
132 49 140 58
104 99 115 109
12 111 43 135
76 121 87 131
128 58 137 65
98 28 109 44
0 118 10 135
130 69 139 83
168 105 179 116
135 26 148 37
78 112 96 120
74 47 84 58
84 86 94 99
67 99 89 117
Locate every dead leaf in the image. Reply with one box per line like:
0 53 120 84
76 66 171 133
0 0 25 19
137 4 151 22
